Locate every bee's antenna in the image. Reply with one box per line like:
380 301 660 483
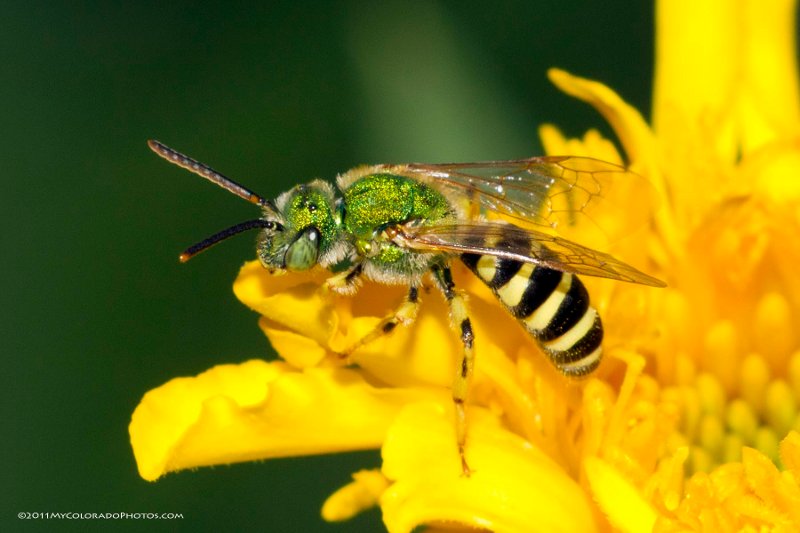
179 219 276 262
148 139 274 209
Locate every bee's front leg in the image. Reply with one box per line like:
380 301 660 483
323 263 364 295
431 263 475 477
336 285 420 359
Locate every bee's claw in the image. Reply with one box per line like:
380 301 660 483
332 348 353 364
460 454 473 478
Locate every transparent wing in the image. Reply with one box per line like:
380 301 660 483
397 221 665 287
381 156 657 245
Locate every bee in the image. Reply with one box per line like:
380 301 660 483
148 139 665 475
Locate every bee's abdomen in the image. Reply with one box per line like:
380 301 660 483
461 253 603 377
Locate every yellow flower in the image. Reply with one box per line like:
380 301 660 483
129 0 800 531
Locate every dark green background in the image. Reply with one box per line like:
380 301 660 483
1 2 662 531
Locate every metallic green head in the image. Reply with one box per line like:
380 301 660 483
257 180 341 272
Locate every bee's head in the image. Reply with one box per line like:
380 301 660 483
148 141 340 273
256 181 339 273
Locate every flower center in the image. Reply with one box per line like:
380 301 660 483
666 349 800 474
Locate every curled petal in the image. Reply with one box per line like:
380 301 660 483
547 68 660 181
255 321 328 368
379 402 597 533
322 469 390 522
233 261 338 348
129 360 445 481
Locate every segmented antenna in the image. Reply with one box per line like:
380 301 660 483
179 219 276 262
148 139 270 208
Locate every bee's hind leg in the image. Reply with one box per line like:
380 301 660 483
431 263 474 477
337 284 420 358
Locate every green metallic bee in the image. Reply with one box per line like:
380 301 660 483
148 139 664 474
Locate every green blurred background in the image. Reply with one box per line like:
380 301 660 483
1 1 663 531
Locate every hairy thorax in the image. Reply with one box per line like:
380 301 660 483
339 171 454 283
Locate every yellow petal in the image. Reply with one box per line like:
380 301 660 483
737 0 800 154
129 360 445 481
648 446 690 512
233 260 338 348
584 456 657 533
379 402 597 533
780 431 800 479
256 320 328 368
547 68 660 181
742 139 800 206
539 124 623 164
654 0 800 161
742 446 800 523
322 469 390 522
653 0 739 163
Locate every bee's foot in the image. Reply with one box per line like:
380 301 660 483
460 456 473 478
458 446 473 477
332 349 353 363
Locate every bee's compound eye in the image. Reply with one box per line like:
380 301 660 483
284 227 320 271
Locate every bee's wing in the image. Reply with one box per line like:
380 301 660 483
383 156 657 244
398 221 665 287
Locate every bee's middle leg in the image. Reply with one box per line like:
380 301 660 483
432 264 475 476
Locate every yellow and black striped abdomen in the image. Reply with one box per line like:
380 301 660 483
461 253 603 377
